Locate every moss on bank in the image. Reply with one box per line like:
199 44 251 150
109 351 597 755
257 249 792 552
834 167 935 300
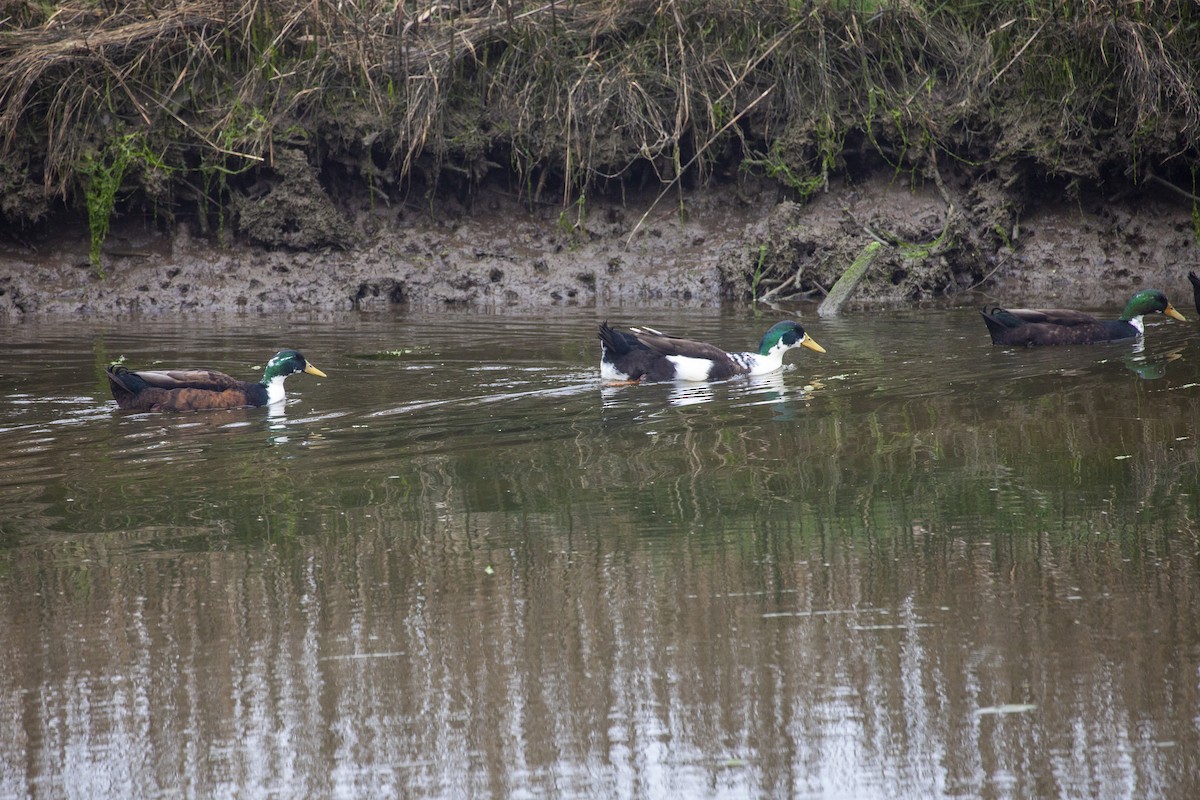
2 0 1199 300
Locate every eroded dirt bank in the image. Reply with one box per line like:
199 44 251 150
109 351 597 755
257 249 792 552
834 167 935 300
2 172 1198 318
4 2 1199 317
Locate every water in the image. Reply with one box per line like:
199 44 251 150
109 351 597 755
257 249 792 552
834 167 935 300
2 306 1199 799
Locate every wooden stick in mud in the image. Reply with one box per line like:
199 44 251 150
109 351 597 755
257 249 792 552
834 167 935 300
817 240 882 317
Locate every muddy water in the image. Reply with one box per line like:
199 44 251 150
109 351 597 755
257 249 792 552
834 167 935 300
2 306 1199 799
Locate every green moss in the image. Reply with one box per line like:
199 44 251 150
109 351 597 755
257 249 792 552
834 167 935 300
79 133 167 275
751 243 769 300
741 145 826 200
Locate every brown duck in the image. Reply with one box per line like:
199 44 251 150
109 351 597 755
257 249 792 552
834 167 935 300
980 289 1185 346
107 349 326 412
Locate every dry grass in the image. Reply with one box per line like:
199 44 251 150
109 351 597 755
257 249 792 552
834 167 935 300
1 0 1198 234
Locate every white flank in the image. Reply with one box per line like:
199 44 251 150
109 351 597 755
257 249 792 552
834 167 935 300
599 345 632 381
665 355 715 382
599 362 632 381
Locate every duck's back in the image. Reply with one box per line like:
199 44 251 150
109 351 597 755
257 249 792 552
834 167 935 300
106 366 264 411
980 309 1136 346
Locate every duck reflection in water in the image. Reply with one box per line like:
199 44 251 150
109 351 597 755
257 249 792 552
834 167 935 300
267 401 290 444
601 370 819 412
1119 338 1183 381
667 383 716 407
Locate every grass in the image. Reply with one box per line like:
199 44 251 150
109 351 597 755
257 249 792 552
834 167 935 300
1 1 1199 262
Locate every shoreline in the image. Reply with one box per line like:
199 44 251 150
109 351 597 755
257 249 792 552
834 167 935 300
3 174 1198 319
5 4 1200 318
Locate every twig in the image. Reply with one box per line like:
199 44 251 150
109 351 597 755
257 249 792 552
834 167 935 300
962 252 1012 293
988 15 1050 88
1147 173 1200 204
624 84 774 246
756 272 798 303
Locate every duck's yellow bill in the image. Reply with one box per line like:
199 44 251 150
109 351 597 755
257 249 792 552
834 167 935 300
802 336 827 354
305 364 328 378
1165 304 1186 322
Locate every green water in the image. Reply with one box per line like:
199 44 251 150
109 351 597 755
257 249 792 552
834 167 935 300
2 307 1199 798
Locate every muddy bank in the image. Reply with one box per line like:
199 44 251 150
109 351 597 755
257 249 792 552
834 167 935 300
0 179 751 316
4 2 1200 317
2 170 1198 318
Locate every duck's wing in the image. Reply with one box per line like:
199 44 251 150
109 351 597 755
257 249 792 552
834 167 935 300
997 308 1101 326
125 367 245 392
627 329 736 362
106 365 261 411
981 312 1135 346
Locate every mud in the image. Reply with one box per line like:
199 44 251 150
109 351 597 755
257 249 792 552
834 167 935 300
1 170 1198 318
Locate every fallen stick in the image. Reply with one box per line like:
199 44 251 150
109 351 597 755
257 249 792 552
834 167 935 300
817 240 882 317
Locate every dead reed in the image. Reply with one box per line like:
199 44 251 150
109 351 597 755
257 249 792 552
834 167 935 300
1 1 1198 243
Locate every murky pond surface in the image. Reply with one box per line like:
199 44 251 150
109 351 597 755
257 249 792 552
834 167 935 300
2 305 1200 799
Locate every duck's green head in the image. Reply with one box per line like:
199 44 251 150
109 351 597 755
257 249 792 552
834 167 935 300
758 321 826 355
260 350 327 384
1120 290 1186 322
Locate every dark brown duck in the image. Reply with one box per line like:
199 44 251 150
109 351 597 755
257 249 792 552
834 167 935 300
107 349 326 412
980 289 1185 346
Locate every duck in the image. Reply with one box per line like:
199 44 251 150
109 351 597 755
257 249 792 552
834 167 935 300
1188 271 1200 316
106 349 326 412
980 289 1185 346
598 320 825 382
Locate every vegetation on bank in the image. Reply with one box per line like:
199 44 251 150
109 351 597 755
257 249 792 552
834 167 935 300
2 0 1199 291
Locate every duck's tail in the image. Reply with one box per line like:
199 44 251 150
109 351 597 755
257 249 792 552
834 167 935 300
598 322 642 357
105 365 147 399
979 307 1025 343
